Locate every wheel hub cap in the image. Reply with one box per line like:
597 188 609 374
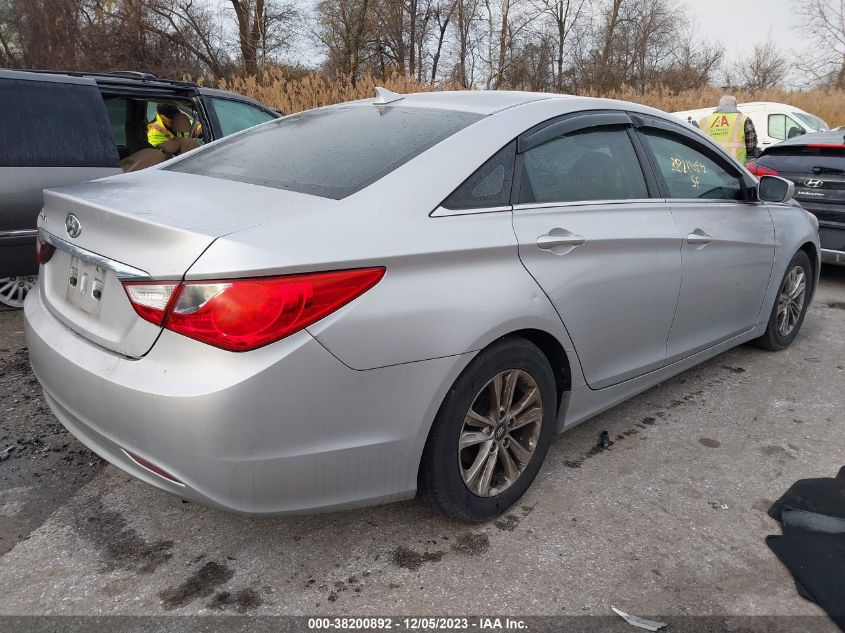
776 265 806 337
458 369 543 498
0 276 36 309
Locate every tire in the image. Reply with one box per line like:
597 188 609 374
753 250 813 351
418 337 557 522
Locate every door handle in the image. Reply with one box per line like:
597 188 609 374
686 229 713 246
537 230 586 250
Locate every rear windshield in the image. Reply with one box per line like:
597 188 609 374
167 105 482 199
759 145 845 174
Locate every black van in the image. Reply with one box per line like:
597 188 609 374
0 69 280 307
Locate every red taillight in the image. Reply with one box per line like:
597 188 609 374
123 268 385 352
746 161 779 177
35 236 55 265
806 143 845 149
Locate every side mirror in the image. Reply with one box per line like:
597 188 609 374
787 127 804 139
758 175 795 203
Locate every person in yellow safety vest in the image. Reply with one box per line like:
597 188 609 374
147 103 191 148
698 95 759 164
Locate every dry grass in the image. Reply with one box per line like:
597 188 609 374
216 71 845 127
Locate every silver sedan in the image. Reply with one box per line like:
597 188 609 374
25 89 820 521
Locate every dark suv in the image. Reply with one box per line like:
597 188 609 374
0 69 280 307
748 130 845 266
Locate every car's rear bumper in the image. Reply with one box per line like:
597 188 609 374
24 286 468 514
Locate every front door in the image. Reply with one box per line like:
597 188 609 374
511 119 683 389
638 127 775 361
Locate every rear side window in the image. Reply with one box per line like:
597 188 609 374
443 142 516 209
212 98 276 136
168 106 482 199
518 127 648 204
0 78 119 168
642 130 743 200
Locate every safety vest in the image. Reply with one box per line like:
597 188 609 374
147 114 189 148
699 112 747 163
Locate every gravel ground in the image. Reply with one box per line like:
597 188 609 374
0 267 843 624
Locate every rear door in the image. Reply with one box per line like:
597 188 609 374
511 112 683 389
0 71 121 276
635 119 775 361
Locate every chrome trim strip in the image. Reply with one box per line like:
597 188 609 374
38 230 151 280
430 205 513 217
512 199 663 212
0 228 38 239
821 248 845 265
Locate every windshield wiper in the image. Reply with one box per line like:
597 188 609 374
812 166 845 174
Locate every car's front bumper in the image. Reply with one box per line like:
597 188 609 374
24 287 470 514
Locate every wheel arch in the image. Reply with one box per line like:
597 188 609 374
799 240 819 300
506 328 572 409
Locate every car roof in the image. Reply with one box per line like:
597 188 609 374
354 89 678 117
354 89 565 115
769 129 845 149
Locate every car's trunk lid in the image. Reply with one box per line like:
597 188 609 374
38 170 327 357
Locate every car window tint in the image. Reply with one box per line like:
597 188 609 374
519 127 648 204
168 106 482 199
0 78 119 168
104 98 127 147
643 130 743 200
442 142 516 209
213 98 276 136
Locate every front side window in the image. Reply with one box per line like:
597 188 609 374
642 130 743 200
168 105 481 199
213 98 276 136
518 127 648 204
768 114 804 141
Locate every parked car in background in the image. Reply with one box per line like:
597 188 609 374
0 69 280 307
25 90 819 521
674 102 829 151
748 130 845 265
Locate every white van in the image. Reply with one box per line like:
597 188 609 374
673 101 829 152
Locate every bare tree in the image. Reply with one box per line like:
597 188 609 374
315 0 373 80
736 37 788 91
794 0 845 88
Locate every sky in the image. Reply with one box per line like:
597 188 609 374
682 0 803 59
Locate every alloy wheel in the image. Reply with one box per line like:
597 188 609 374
458 369 544 497
776 265 806 337
0 276 36 309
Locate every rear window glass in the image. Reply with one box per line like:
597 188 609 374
760 146 845 174
0 78 119 168
167 105 482 199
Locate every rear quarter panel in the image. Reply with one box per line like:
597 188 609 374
186 98 603 373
